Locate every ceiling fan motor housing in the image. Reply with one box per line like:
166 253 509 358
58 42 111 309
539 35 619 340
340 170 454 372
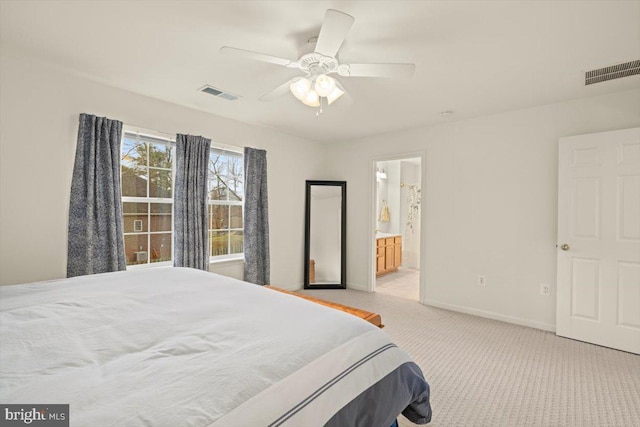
296 37 346 76
298 52 339 75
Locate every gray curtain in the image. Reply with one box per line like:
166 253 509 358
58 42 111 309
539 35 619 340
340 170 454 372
174 134 211 270
67 114 126 277
243 147 270 285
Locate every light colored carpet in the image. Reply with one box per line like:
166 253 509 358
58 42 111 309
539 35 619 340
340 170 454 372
300 288 640 427
376 267 420 301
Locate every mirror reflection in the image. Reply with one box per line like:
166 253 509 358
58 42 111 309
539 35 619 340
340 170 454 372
304 181 346 289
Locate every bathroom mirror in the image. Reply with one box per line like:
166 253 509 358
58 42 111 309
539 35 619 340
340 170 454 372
304 180 346 289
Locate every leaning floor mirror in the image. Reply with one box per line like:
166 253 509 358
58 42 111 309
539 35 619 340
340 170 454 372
304 180 347 289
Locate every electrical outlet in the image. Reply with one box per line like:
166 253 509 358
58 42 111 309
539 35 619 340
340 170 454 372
540 283 551 296
477 275 486 286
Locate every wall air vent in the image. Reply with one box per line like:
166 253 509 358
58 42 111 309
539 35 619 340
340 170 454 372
585 60 640 85
200 85 241 101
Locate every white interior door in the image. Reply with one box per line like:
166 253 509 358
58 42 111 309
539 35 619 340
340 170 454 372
557 127 640 354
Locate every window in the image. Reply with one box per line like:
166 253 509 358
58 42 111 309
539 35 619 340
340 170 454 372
208 148 244 259
121 133 174 266
121 131 244 267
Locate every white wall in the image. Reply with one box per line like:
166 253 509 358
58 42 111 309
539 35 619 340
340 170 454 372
376 160 401 234
375 162 389 233
327 88 640 330
0 54 327 289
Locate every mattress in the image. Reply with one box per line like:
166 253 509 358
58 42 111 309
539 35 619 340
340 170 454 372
0 267 431 426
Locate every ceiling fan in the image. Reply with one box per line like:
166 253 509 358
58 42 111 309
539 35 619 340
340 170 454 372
220 9 415 113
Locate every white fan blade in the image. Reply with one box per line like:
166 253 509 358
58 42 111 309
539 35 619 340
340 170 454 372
314 9 355 57
259 78 298 101
220 46 299 68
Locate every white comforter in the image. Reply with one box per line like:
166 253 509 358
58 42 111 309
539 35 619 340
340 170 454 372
0 267 407 426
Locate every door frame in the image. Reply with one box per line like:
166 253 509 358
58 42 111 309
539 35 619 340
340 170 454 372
368 151 427 303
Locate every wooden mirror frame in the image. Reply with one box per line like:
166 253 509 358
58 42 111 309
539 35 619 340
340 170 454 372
304 180 347 289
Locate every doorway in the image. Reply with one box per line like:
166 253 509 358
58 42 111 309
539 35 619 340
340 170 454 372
373 156 422 301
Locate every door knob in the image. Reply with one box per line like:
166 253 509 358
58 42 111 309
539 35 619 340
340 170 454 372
560 244 569 251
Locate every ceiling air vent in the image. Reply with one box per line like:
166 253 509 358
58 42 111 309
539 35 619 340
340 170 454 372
200 85 241 101
585 60 640 85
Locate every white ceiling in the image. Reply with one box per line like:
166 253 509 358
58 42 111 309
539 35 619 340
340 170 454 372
1 1 639 143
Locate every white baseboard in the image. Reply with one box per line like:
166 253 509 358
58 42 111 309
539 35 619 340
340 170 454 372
423 299 556 332
347 283 369 292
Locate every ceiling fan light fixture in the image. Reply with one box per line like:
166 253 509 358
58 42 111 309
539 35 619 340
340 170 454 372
301 89 320 107
314 74 336 97
326 85 345 105
290 77 311 101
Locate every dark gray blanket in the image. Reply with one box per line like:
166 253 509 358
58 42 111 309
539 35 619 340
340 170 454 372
326 362 432 427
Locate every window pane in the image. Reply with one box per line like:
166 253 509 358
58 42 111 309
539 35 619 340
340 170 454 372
123 202 149 214
230 230 243 255
150 233 172 263
227 175 243 201
150 203 172 232
149 169 172 198
123 202 148 233
150 202 172 213
209 153 228 178
228 156 244 201
122 137 145 170
209 205 229 230
122 167 148 197
124 234 148 265
209 174 228 201
210 231 229 256
228 155 243 176
122 138 148 198
230 205 243 229
148 142 173 169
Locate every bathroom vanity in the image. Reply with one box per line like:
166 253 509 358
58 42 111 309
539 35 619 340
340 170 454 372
376 233 402 276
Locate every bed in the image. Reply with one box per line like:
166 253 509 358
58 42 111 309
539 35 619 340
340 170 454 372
0 267 431 426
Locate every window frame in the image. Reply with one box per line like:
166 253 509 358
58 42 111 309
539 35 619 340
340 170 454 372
121 131 176 269
207 147 244 262
121 128 244 269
